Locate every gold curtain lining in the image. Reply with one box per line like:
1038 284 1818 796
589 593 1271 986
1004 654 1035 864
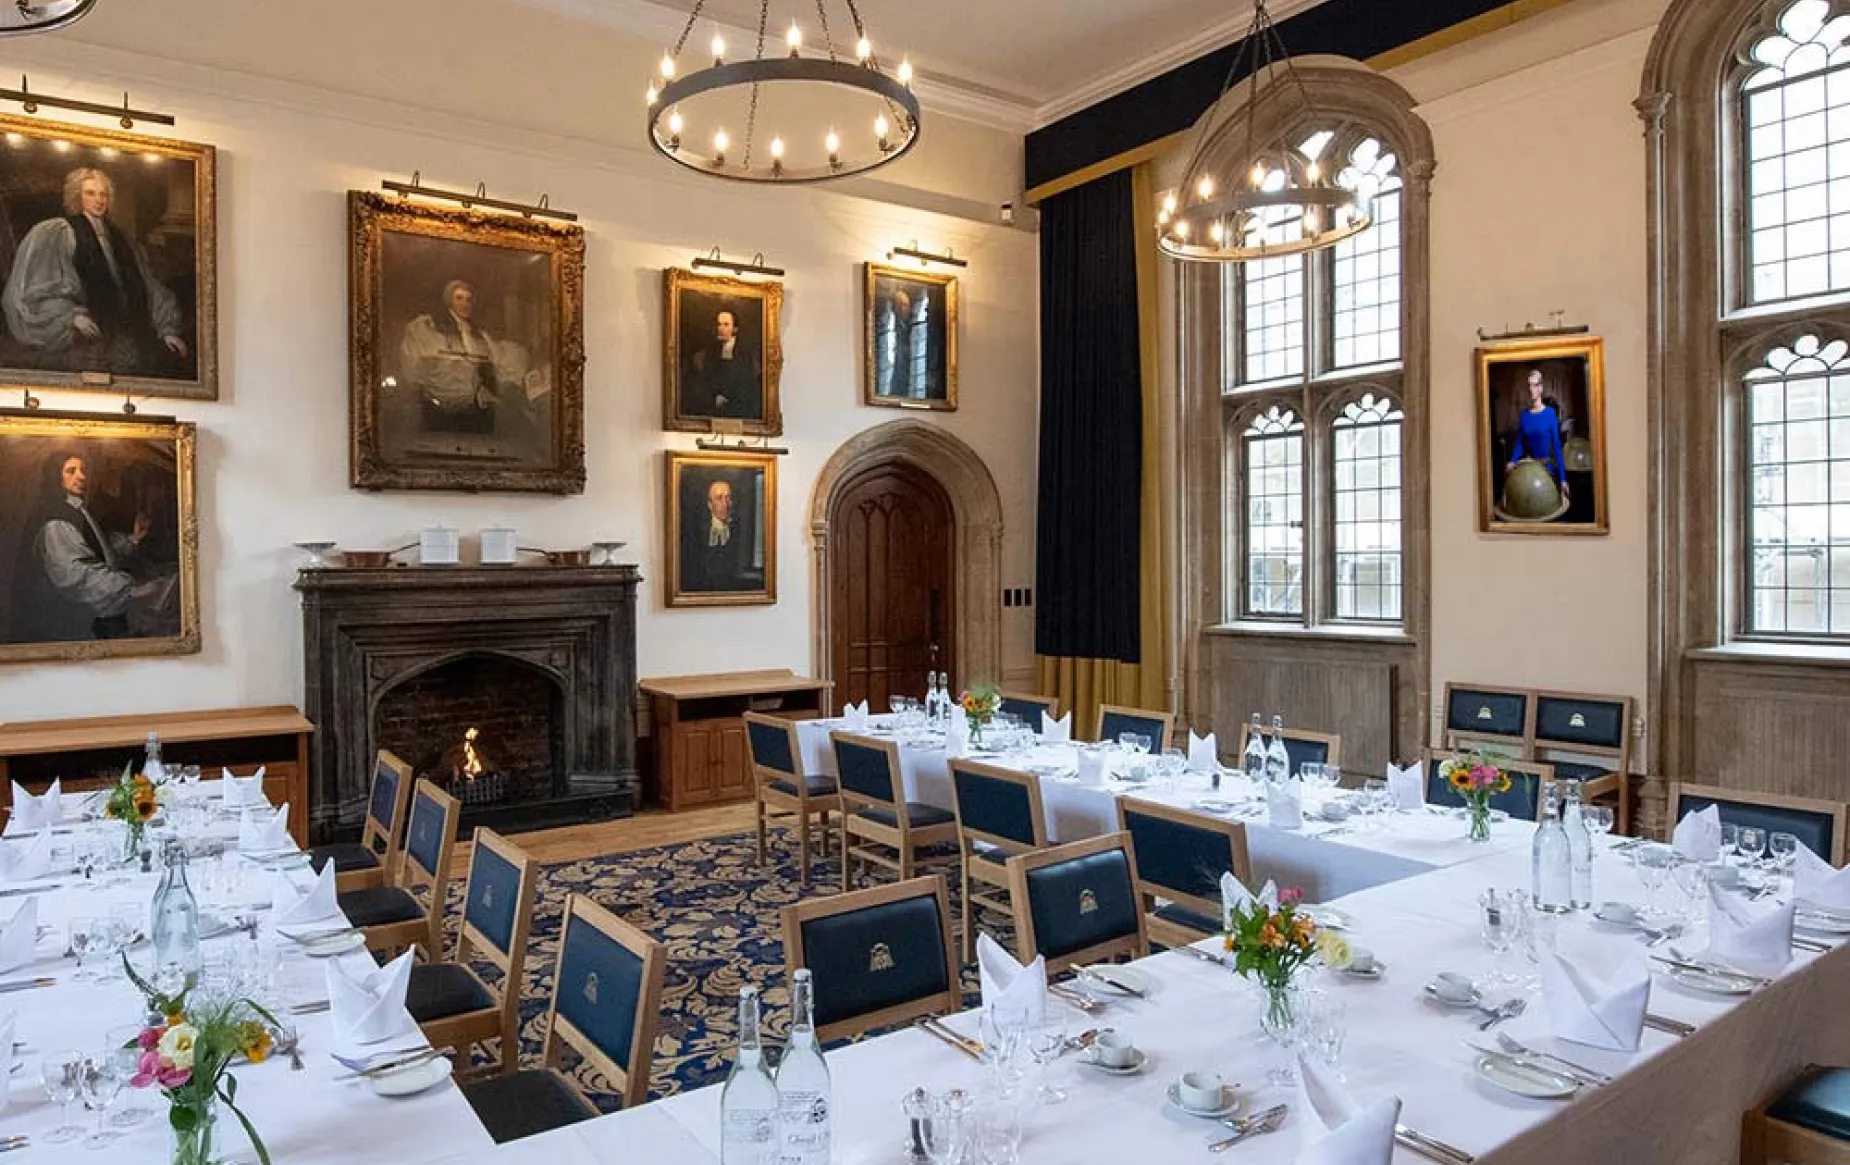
1021 0 1582 207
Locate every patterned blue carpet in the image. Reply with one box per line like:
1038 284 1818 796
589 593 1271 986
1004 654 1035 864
440 829 994 1113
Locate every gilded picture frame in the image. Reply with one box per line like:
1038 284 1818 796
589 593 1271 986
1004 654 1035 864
0 113 218 401
663 267 783 436
349 191 586 494
0 410 199 663
863 261 958 410
1474 335 1609 536
665 450 777 608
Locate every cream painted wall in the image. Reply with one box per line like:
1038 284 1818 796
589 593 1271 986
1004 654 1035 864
1392 0 1671 745
0 5 1040 723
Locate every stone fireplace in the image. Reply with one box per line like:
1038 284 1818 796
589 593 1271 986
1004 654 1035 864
297 565 639 842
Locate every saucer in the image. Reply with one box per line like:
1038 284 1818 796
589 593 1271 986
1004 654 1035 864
369 1054 454 1097
1339 962 1384 980
1422 980 1483 1009
1593 906 1641 928
1193 799 1240 816
1083 1047 1147 1076
1166 1082 1242 1119
299 931 365 958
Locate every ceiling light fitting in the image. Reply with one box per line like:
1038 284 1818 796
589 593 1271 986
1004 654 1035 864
1157 0 1369 264
647 0 920 184
0 0 96 36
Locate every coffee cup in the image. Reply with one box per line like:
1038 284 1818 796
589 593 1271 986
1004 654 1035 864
1092 1029 1136 1069
1596 901 1639 925
1346 945 1377 973
1432 971 1476 1003
1705 863 1742 890
1178 1071 1225 1112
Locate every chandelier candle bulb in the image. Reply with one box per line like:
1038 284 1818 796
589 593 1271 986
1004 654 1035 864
660 52 676 78
770 136 785 159
856 36 871 60
710 33 725 63
786 21 801 53
898 58 913 85
1198 175 1215 198
646 83 658 104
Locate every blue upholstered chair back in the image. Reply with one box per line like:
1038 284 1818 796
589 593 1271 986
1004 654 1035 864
1023 847 1140 961
554 912 646 1073
951 764 1039 847
1446 687 1529 740
1534 695 1626 749
834 737 897 805
799 892 951 1030
1282 736 1331 772
1549 759 1611 785
998 694 1056 723
746 717 798 777
406 787 449 876
463 841 523 957
1677 795 1835 863
1122 806 1232 904
1099 710 1166 747
1426 758 1545 821
367 758 402 834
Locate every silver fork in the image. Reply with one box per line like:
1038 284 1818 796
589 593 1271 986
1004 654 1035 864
1637 922 1683 947
1209 1104 1289 1152
1476 997 1526 1031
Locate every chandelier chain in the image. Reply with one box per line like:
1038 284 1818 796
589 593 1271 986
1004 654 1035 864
843 0 867 38
813 0 838 62
739 0 768 165
671 0 709 56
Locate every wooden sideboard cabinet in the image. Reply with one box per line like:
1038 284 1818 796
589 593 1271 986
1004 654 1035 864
640 670 830 811
0 706 314 847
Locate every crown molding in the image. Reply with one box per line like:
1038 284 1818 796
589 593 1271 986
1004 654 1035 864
509 0 1038 130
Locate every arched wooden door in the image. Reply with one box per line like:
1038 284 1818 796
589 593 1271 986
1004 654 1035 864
829 461 956 710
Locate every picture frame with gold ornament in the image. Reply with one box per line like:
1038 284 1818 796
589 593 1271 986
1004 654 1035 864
664 449 777 607
663 267 783 436
1474 335 1608 536
863 261 957 410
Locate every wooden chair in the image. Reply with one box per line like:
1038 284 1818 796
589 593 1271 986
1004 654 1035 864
1233 722 1344 775
1441 682 1534 757
997 691 1061 726
460 894 665 1143
406 828 536 1080
1668 782 1848 866
1422 750 1556 821
832 731 959 892
781 875 959 1043
306 749 412 893
1744 1066 1850 1165
338 779 460 961
744 712 842 887
1005 832 1148 969
1116 798 1250 950
1095 705 1175 751
948 758 1048 962
1532 690 1635 833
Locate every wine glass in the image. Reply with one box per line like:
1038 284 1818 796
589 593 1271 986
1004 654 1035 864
41 1050 85 1143
1362 779 1390 830
1585 805 1615 836
79 1051 125 1147
68 916 97 981
1025 1013 1068 1105
969 1099 1023 1165
1670 858 1707 922
977 1007 1030 1099
1633 844 1678 921
1737 826 1768 868
1770 832 1801 884
1719 822 1739 860
104 1027 150 1129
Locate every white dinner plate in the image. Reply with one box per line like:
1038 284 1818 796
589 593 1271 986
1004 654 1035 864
1422 981 1483 1010
1193 798 1240 816
1668 966 1758 995
1473 1053 1579 1099
1080 964 1154 997
369 1054 454 1097
1165 1082 1243 1119
299 931 365 958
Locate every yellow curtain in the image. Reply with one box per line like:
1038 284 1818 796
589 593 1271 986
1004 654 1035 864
1036 162 1172 737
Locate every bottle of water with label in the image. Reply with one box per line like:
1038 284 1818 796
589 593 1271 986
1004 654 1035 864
1242 713 1266 779
720 985 779 1165
775 969 831 1165
1530 784 1574 914
150 837 201 982
1561 780 1593 909
1264 715 1292 783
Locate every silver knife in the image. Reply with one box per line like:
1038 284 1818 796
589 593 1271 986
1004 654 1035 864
1650 954 1769 986
1172 945 1234 971
1395 1124 1476 1164
1069 964 1147 999
1465 1045 1585 1091
0 884 62 898
332 1047 445 1081
1644 1013 1695 1037
0 979 53 994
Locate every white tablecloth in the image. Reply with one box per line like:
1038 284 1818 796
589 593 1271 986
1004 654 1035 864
0 793 493 1165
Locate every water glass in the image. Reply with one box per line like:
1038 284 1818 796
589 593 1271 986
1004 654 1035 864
1737 826 1767 867
1585 805 1615 836
1770 832 1800 874
1301 992 1348 1080
1670 859 1707 921
978 1008 1030 1098
1632 844 1677 918
41 1050 85 1144
68 916 97 980
1026 1013 1068 1105
969 1100 1022 1165
1118 732 1152 757
1479 888 1526 983
1719 822 1739 859
79 1051 125 1147
104 1027 150 1129
1362 779 1390 829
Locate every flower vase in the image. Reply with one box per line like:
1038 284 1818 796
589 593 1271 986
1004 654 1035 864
969 719 986 748
1467 799 1492 843
170 1100 219 1165
1258 978 1299 1047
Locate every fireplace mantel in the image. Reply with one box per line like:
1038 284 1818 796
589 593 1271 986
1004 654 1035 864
296 564 640 841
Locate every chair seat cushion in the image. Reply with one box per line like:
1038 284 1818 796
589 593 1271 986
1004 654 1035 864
970 843 1008 867
769 775 839 798
855 802 955 829
306 842 382 875
462 1068 600 1144
1152 902 1220 935
406 962 496 1023
337 886 424 927
1768 1067 1850 1141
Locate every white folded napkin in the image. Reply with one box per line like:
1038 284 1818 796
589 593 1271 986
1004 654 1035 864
0 898 38 974
945 707 970 758
1672 805 1721 863
976 933 1046 1027
219 768 268 810
272 862 341 930
840 701 870 730
1220 871 1279 926
1540 951 1649 1051
0 833 54 883
1040 711 1072 742
1187 731 1220 773
238 802 291 854
1705 883 1794 976
1386 761 1424 811
1075 747 1108 786
1267 780 1304 829
5 780 61 837
326 950 417 1046
1295 1051 1401 1165
1794 845 1850 913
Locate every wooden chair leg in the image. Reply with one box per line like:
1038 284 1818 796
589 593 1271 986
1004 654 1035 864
755 799 768 866
960 860 975 964
841 830 852 893
798 809 812 887
1740 1111 1766 1165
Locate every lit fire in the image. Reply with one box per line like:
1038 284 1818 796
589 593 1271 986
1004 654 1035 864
461 726 484 780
